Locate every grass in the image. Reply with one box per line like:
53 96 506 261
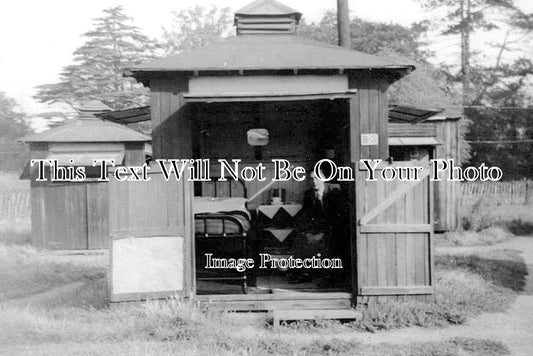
0 183 527 354
0 241 523 355
436 249 527 292
350 250 524 331
437 226 514 247
0 244 106 301
436 199 533 247
0 297 510 355
460 200 533 237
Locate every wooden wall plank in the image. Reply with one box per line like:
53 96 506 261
369 87 380 158
366 234 377 287
386 233 396 286
433 119 460 231
379 83 389 158
396 233 406 286
87 183 109 249
359 88 370 159
376 235 387 286
150 80 162 158
124 143 146 165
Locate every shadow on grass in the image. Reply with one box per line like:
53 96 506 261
436 251 527 292
504 219 533 236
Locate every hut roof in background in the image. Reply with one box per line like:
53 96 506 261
74 100 112 116
425 106 463 121
20 117 151 143
125 35 414 77
95 106 150 124
389 105 443 124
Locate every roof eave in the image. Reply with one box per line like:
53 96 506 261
125 65 415 79
20 139 151 144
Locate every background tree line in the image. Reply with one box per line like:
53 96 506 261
1 2 531 178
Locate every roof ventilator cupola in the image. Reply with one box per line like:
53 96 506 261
234 0 302 35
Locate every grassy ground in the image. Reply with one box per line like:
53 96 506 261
436 226 515 247
0 172 526 354
0 244 106 301
0 218 31 245
436 200 533 247
0 241 523 355
338 248 524 331
461 201 533 235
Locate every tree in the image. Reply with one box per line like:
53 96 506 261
298 10 428 60
162 5 233 55
0 92 31 171
299 12 471 163
381 51 471 164
465 107 533 179
419 0 533 105
34 6 161 110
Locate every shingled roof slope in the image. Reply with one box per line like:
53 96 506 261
125 35 414 75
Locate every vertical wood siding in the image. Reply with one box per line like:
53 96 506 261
28 143 145 250
433 119 460 231
30 182 109 250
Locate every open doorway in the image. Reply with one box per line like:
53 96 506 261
190 99 353 295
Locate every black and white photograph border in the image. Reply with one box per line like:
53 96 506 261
1 0 532 355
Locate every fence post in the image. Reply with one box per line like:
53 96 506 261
526 179 530 205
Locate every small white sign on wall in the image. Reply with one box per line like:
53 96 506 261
361 133 379 146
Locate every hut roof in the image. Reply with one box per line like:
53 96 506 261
75 100 112 115
125 35 414 77
20 117 151 143
235 0 302 20
96 106 151 124
389 105 443 124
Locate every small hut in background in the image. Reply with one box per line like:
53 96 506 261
427 111 462 232
388 105 461 232
20 101 151 250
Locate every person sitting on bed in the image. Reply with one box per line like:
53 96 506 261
290 169 349 283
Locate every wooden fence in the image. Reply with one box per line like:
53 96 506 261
461 179 533 205
0 190 30 219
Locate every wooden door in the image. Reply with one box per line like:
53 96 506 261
348 75 434 301
108 165 194 302
355 162 434 298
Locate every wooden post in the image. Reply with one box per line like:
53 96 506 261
524 178 529 205
337 0 351 48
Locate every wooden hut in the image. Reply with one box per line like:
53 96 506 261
427 113 462 232
108 0 435 314
388 105 461 232
20 101 150 250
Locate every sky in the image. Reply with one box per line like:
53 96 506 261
0 0 531 116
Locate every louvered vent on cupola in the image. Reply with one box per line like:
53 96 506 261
234 0 302 35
